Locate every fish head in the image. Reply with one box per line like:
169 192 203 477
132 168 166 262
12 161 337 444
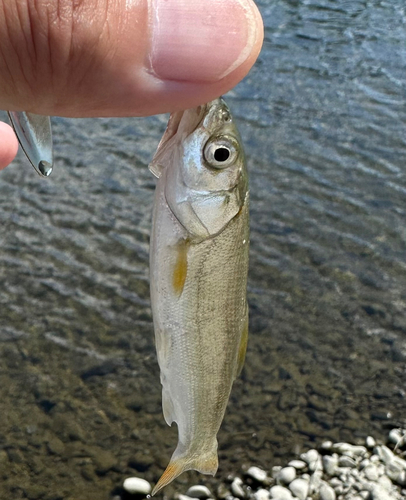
150 98 248 239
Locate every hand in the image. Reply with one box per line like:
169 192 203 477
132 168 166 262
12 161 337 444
0 0 263 169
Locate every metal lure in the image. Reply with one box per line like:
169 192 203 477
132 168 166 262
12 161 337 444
8 111 53 176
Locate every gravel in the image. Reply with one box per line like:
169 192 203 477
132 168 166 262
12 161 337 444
121 427 406 500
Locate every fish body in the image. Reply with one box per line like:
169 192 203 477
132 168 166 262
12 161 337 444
149 98 249 494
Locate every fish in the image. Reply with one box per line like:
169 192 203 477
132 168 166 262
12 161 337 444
148 97 249 495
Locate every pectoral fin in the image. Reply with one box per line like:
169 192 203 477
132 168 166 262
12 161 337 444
172 239 189 296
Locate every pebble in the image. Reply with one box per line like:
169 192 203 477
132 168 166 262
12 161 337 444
253 489 270 500
288 478 309 500
269 485 293 500
247 466 268 483
123 477 152 495
321 441 333 451
338 455 357 468
319 482 336 500
178 495 195 500
277 466 296 484
377 474 393 490
363 464 379 481
288 460 307 470
366 436 376 448
272 466 282 478
388 429 404 446
163 428 406 500
231 478 245 498
323 455 338 476
186 485 213 499
300 449 318 465
369 484 395 500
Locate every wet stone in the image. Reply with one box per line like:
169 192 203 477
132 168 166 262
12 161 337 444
128 451 154 472
246 466 268 483
231 478 245 498
46 437 65 455
7 448 24 463
288 460 307 470
253 489 270 500
319 482 336 500
186 485 213 499
269 485 293 500
217 484 231 499
92 449 117 474
288 478 309 500
366 437 376 448
323 455 338 476
277 466 296 484
123 477 152 495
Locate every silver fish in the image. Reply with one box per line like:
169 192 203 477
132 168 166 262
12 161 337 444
149 98 249 494
8 111 53 176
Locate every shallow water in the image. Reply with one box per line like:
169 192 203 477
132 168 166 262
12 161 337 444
0 1 405 499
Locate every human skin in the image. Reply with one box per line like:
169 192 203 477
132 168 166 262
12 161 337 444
0 0 263 169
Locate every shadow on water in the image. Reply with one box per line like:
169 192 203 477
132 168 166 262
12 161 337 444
0 0 405 498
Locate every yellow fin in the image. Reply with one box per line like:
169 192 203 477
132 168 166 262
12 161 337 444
152 447 218 495
172 239 188 296
152 459 187 496
236 305 249 377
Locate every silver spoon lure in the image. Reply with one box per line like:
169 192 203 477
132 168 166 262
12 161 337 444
7 111 53 176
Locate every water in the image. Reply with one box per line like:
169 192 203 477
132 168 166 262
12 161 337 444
0 1 405 499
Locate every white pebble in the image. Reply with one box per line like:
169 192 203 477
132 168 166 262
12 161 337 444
359 492 370 500
123 477 152 495
366 436 376 448
323 455 338 476
388 428 404 445
288 478 309 500
277 466 296 485
186 486 212 499
397 469 406 486
376 445 394 464
231 478 245 498
363 464 379 481
370 484 395 500
377 474 393 491
247 466 268 483
338 455 356 468
272 466 282 478
309 470 322 494
319 482 336 500
288 460 307 470
269 485 293 500
321 441 333 451
253 489 270 500
300 449 319 465
393 456 406 470
178 495 195 500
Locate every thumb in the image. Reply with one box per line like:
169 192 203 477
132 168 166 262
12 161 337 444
0 0 263 117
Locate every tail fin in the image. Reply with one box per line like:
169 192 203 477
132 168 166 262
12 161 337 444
152 446 218 496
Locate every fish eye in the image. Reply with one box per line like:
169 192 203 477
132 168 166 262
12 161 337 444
203 137 238 169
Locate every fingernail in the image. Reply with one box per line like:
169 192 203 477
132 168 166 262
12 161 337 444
149 0 259 83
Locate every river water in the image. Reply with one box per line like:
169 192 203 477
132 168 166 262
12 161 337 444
0 1 405 499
